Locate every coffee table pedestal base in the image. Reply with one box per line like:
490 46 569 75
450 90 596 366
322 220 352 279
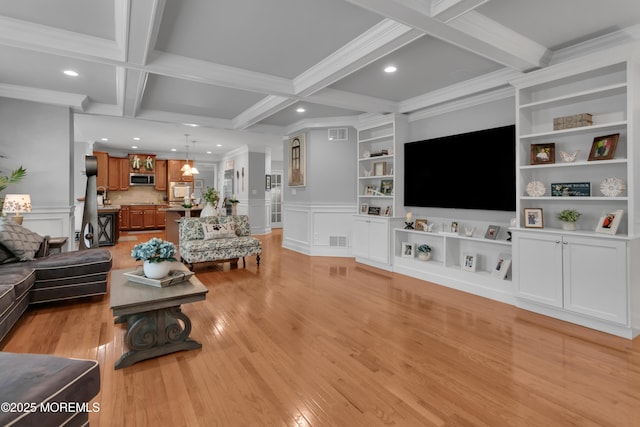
115 306 201 369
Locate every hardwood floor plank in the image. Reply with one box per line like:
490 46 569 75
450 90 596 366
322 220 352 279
2 229 640 426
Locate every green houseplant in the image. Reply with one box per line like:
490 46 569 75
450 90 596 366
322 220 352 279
416 244 432 261
201 187 219 217
0 166 27 212
557 209 581 231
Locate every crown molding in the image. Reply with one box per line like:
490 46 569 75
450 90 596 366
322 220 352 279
0 84 88 110
284 116 359 136
549 24 640 65
408 86 513 121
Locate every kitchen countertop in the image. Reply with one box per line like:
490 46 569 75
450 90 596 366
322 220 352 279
98 206 121 211
158 206 203 212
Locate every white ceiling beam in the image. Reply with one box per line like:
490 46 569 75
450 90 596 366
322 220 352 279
294 19 424 97
344 0 549 71
232 96 297 130
430 0 489 22
0 83 88 111
0 16 123 63
305 88 397 114
145 51 294 97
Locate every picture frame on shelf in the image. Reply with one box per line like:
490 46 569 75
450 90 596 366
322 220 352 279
383 206 392 216
373 161 387 176
524 208 544 228
595 209 624 235
484 225 500 239
530 143 556 165
415 219 428 232
401 242 414 258
367 206 381 216
265 174 271 190
380 179 393 195
451 221 459 233
588 133 619 161
493 253 512 279
462 252 477 272
359 203 369 215
365 186 376 196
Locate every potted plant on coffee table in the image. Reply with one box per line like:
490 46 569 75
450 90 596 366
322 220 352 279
132 237 177 279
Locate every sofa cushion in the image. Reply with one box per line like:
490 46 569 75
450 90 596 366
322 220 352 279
203 223 236 240
218 215 251 236
0 285 14 320
0 218 43 261
0 264 36 300
0 352 100 427
0 242 17 264
29 248 112 281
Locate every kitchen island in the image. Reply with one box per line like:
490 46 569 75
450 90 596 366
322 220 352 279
159 206 202 246
97 206 120 246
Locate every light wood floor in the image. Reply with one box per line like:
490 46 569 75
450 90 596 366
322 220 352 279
2 229 640 426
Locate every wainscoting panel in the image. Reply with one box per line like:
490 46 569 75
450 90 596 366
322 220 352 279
22 206 75 251
283 203 356 256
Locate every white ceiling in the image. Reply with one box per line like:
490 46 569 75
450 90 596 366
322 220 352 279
0 0 639 163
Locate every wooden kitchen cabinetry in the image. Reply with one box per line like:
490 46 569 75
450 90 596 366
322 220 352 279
94 151 109 189
155 159 167 190
119 206 130 230
120 205 165 231
108 157 130 191
167 160 193 182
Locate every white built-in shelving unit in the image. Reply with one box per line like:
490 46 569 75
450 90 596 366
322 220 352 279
510 49 640 338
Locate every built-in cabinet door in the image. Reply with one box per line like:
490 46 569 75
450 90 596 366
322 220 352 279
119 158 130 190
129 209 144 229
155 159 167 191
514 233 563 308
563 236 627 324
107 157 120 191
352 217 370 259
368 218 390 264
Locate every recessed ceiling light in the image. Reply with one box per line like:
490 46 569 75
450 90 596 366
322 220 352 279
296 107 306 113
206 151 212 154
63 70 79 77
100 138 108 141
133 137 140 141
384 65 397 73
171 148 177 152
131 145 138 149
216 144 222 147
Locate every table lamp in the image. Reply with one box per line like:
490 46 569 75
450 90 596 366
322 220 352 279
2 194 31 225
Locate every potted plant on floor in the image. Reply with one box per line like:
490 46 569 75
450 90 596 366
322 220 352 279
557 209 581 231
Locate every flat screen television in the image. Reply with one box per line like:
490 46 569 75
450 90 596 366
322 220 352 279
404 124 516 212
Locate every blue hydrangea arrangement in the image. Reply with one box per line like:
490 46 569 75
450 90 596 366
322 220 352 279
131 238 177 263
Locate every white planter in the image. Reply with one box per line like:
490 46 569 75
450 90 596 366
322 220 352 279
562 221 577 231
200 202 216 217
143 260 171 279
418 252 432 261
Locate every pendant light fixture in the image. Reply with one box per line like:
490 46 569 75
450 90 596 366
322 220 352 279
189 139 200 175
181 133 191 173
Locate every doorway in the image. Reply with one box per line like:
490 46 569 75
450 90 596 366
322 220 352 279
270 172 282 228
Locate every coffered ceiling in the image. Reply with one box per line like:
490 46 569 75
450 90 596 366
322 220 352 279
0 0 639 161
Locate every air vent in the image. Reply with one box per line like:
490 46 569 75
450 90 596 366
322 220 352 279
329 235 348 247
328 128 348 141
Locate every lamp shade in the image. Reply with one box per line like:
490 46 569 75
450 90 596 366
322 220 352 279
2 194 32 214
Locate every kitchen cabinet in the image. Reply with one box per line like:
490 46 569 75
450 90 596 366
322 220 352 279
514 231 627 325
168 160 193 182
94 151 109 189
155 206 167 228
107 157 130 191
129 207 144 230
119 206 130 230
155 159 167 191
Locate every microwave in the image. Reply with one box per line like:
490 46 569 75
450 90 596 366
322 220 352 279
129 173 155 186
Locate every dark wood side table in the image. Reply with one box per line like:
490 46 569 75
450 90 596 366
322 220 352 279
48 237 68 254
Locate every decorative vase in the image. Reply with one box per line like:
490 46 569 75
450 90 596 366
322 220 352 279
231 203 238 216
418 252 431 261
201 201 216 217
143 260 171 279
562 221 577 231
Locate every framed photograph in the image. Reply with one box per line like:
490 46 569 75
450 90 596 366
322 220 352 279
194 179 204 190
551 182 591 197
373 161 387 176
288 134 306 187
383 206 392 216
524 208 544 228
588 133 619 161
365 185 376 196
367 206 381 216
401 242 415 258
451 221 459 233
415 218 428 232
380 179 393 195
265 174 271 190
530 143 556 165
493 253 512 279
484 225 500 239
359 203 369 215
595 209 624 235
462 252 477 272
